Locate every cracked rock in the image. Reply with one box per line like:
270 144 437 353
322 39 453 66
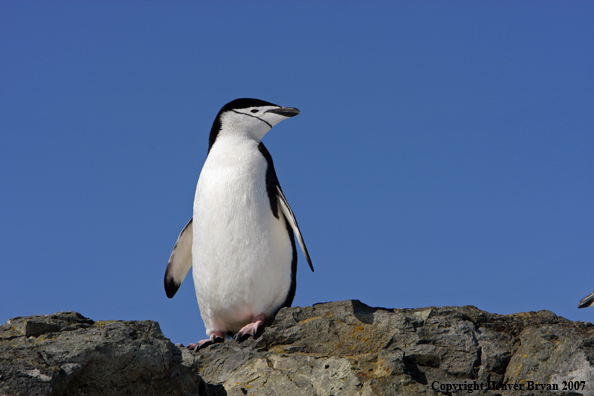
0 312 205 395
2 301 594 395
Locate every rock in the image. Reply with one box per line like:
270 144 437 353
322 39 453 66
0 312 208 395
2 301 594 395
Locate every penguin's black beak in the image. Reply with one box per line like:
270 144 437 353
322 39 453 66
266 107 300 118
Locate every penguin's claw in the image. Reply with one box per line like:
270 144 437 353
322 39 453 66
188 333 225 351
234 314 266 341
187 339 210 351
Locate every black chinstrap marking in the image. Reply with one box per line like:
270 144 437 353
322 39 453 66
229 109 273 128
208 104 277 153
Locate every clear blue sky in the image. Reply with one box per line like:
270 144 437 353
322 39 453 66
1 2 593 345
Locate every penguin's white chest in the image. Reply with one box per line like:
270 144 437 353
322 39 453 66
191 137 292 335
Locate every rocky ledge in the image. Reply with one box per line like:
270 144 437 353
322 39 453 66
1 300 594 395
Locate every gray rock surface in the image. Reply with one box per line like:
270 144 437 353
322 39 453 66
2 300 594 395
0 311 207 395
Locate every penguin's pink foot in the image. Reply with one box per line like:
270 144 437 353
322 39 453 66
188 331 225 351
234 314 266 341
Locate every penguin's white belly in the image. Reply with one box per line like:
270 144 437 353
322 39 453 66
192 140 292 335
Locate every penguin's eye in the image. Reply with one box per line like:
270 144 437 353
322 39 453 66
250 109 259 113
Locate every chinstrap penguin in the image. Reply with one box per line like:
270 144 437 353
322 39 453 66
164 98 314 350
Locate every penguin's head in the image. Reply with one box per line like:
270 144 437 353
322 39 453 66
209 98 300 151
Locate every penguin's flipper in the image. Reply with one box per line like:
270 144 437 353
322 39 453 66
164 218 193 298
579 291 594 308
276 185 314 272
